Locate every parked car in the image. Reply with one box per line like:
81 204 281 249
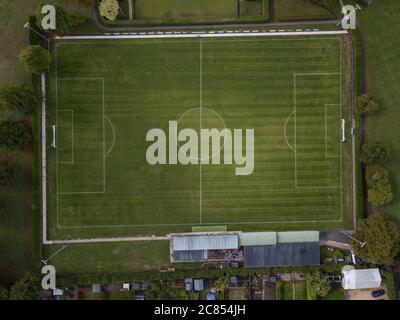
371 289 385 298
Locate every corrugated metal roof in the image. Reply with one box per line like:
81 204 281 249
172 234 239 251
239 232 277 246
243 242 320 267
277 231 319 243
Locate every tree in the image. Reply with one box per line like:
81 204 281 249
19 45 51 74
0 284 8 300
368 183 393 206
99 0 119 21
36 5 87 34
365 164 393 206
0 85 39 115
0 163 15 187
9 273 41 300
307 270 330 298
214 277 229 299
356 94 379 115
366 165 389 189
0 121 30 150
353 214 400 264
362 141 389 165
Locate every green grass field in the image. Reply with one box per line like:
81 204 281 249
274 0 339 21
355 0 400 223
134 0 238 19
47 35 352 240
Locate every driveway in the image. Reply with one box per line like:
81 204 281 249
344 284 388 300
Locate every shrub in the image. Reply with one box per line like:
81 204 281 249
354 214 400 264
9 273 41 300
356 94 378 115
0 120 31 150
19 45 51 74
0 85 38 115
362 141 389 165
368 183 393 206
99 0 119 21
0 164 15 187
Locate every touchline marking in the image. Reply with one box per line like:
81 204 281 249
199 39 203 224
49 35 346 237
55 30 348 40
56 77 106 196
56 109 74 164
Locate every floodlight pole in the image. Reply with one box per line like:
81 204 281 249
341 230 366 248
24 22 50 51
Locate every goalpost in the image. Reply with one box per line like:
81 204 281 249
50 125 56 148
341 119 346 142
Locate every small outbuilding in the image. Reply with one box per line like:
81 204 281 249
194 279 204 292
92 284 101 293
206 292 217 300
341 266 382 290
185 278 193 291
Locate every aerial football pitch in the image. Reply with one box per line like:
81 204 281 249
46 34 354 240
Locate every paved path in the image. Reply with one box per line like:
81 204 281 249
41 72 48 244
349 32 357 230
45 236 169 245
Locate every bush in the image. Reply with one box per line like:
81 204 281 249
366 165 389 189
0 121 31 150
306 271 330 298
19 45 51 74
354 214 400 264
362 141 389 165
0 163 15 187
356 94 378 115
306 278 317 300
0 284 9 300
0 85 39 115
9 273 41 300
368 183 393 206
99 0 119 21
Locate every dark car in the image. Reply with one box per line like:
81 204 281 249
371 289 385 298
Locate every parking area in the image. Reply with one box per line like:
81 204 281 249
344 284 388 300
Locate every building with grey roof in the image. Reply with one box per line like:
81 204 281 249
170 233 240 262
242 231 320 268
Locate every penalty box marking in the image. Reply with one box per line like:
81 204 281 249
54 38 344 230
293 72 342 190
56 77 106 229
56 77 106 195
